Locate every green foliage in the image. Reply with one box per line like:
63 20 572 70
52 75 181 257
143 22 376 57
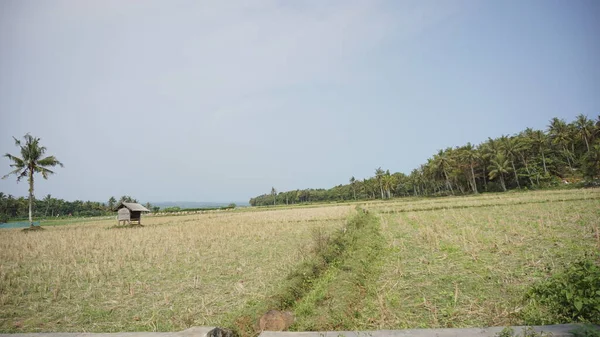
250 115 600 205
0 192 155 223
522 258 600 324
570 324 600 337
497 327 516 337
2 133 63 226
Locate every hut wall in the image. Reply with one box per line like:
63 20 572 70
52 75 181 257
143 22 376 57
118 208 131 221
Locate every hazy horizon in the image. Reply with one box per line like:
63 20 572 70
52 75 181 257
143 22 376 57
1 0 599 203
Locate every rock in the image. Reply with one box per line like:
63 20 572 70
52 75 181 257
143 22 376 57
258 310 294 331
206 327 235 337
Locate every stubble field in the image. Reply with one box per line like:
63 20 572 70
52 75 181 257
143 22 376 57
0 189 598 334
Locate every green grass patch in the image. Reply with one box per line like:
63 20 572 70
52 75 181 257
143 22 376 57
222 208 382 336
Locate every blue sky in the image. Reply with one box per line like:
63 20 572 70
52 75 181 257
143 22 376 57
1 0 599 203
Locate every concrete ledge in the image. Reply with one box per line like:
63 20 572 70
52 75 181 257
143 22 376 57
3 325 598 337
259 325 598 337
0 327 216 337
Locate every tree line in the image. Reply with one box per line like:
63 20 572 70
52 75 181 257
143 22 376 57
0 194 157 223
249 115 600 206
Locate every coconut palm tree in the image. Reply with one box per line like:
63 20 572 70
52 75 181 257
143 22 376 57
499 135 524 189
548 117 574 170
349 176 356 200
582 143 600 179
375 167 385 199
3 134 63 227
431 148 455 194
527 129 549 175
381 173 396 199
271 187 277 205
488 153 511 192
108 196 117 211
574 114 594 153
458 143 479 194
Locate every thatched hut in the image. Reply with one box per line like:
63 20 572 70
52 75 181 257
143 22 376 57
115 202 150 225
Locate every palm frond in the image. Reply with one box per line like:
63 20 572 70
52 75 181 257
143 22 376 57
37 156 64 168
4 153 25 168
36 167 56 179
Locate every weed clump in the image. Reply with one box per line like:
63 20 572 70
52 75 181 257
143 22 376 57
521 256 600 324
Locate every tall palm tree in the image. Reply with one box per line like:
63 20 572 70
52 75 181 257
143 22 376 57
349 176 356 200
43 194 52 217
3 134 63 227
527 129 549 174
582 143 600 179
375 167 385 199
108 196 117 210
574 114 594 153
548 117 574 170
458 143 479 194
499 135 523 189
381 173 396 199
271 187 277 205
431 149 455 194
488 153 511 192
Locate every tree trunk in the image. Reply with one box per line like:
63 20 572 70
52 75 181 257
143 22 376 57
541 149 548 174
483 166 488 191
563 145 573 170
500 174 507 192
470 163 478 194
379 181 384 199
584 137 590 153
511 159 520 189
521 156 535 186
443 169 454 195
28 170 34 227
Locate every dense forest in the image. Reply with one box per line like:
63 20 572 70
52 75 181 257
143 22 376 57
250 115 600 206
0 195 156 223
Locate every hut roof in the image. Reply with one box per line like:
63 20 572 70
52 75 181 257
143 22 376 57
115 202 150 212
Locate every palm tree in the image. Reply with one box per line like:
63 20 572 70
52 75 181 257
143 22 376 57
574 114 594 153
349 176 356 200
108 196 117 210
582 143 600 179
271 187 277 205
488 153 511 192
382 173 397 199
375 167 385 199
458 143 479 194
3 134 63 227
43 194 52 217
431 149 455 194
528 129 548 174
499 135 523 189
548 117 574 170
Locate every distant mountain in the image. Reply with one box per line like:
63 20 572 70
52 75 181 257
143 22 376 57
152 201 250 209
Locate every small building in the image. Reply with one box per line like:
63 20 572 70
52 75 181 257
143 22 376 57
115 202 150 225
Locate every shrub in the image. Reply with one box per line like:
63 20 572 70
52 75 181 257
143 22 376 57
522 257 600 324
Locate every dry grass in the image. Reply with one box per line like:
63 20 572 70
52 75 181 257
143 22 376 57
2 189 598 333
0 206 352 332
358 188 600 329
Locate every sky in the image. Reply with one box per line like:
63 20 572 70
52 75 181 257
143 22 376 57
0 0 599 203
